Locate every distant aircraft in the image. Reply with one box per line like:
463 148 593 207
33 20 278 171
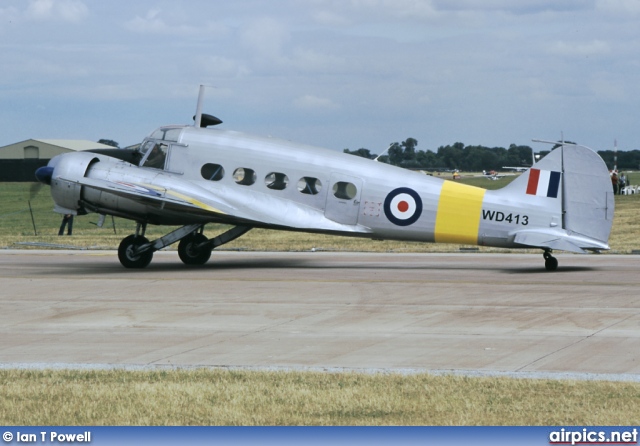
503 166 529 172
35 86 614 271
482 170 506 180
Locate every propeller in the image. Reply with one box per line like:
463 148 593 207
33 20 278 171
28 164 55 236
29 163 54 200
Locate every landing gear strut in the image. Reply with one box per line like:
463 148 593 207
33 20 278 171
543 249 558 272
117 223 252 269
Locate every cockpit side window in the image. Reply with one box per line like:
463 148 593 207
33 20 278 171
138 140 154 167
141 142 169 169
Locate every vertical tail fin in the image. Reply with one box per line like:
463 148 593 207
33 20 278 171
495 142 614 250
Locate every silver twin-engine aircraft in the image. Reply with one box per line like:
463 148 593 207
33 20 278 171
35 87 614 271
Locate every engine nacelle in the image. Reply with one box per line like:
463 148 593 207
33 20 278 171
50 152 100 214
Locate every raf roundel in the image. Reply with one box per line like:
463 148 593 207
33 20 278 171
383 187 423 226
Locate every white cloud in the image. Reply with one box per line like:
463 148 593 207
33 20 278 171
596 0 640 15
239 17 290 58
124 9 165 33
124 9 198 35
317 0 438 21
589 75 626 101
433 0 594 14
305 0 440 25
26 0 88 22
290 48 347 73
0 6 20 23
293 94 339 110
348 0 439 19
311 9 351 26
549 39 611 57
200 56 251 78
383 0 439 19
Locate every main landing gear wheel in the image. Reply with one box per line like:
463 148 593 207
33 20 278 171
543 250 558 272
178 233 212 265
118 235 153 269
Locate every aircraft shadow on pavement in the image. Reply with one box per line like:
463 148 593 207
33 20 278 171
18 255 600 276
502 266 596 274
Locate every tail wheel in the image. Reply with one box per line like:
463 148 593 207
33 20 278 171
545 256 558 271
543 250 558 271
118 235 153 268
178 233 212 265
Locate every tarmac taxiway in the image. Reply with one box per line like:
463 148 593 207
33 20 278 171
1 250 639 379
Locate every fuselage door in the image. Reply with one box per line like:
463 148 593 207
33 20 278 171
324 173 363 225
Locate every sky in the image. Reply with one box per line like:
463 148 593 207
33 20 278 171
1 0 640 154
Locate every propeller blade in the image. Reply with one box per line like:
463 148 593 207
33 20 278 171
29 182 43 200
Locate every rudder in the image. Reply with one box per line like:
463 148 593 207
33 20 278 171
562 144 614 244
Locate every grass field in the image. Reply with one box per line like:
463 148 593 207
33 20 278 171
1 177 640 426
1 369 639 425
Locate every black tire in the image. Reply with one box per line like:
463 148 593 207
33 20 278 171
178 233 212 265
545 256 558 272
118 235 153 269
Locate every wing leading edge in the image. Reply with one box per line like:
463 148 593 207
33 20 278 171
64 175 372 234
60 176 228 215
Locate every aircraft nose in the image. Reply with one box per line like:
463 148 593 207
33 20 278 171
35 165 54 185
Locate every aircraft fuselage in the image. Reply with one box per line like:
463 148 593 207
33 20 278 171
39 122 613 269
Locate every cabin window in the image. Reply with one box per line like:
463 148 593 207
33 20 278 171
297 177 322 195
332 181 357 200
201 163 225 181
142 143 168 169
233 167 256 186
265 172 289 190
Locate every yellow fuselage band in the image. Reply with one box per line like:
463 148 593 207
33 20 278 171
434 181 486 245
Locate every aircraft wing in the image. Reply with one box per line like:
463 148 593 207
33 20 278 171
511 229 610 253
59 176 231 216
59 175 368 233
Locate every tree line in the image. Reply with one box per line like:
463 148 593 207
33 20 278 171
344 138 640 171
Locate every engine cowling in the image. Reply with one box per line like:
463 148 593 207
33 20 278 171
49 152 100 214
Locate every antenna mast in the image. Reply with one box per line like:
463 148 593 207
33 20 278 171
374 144 394 162
194 85 206 128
